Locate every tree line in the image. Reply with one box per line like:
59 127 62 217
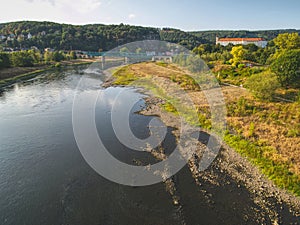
0 50 77 68
191 32 300 100
2 21 299 53
190 29 300 44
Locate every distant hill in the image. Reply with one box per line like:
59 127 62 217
159 28 208 49
189 29 300 44
0 21 299 51
0 21 161 51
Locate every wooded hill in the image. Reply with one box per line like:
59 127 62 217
189 29 300 44
0 21 299 51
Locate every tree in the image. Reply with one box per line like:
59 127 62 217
245 72 280 101
10 51 34 67
0 52 11 69
44 51 65 62
69 51 77 59
230 46 247 67
28 49 42 63
44 51 53 62
244 43 259 52
273 33 300 50
271 50 300 87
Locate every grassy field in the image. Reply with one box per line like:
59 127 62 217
112 61 300 196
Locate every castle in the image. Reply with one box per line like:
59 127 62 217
216 36 268 48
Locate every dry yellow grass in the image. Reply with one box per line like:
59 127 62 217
114 62 300 176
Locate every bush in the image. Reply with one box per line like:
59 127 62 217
10 51 34 67
52 51 65 62
238 63 245 69
245 72 280 101
0 52 11 69
271 50 300 87
227 97 255 116
69 51 77 60
44 51 66 62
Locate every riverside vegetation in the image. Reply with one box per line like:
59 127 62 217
0 21 299 196
0 21 299 51
111 32 300 197
0 49 94 88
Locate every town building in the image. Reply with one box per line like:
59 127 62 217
44 48 55 52
216 36 268 48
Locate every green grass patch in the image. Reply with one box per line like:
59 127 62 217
155 61 168 67
112 65 211 129
216 66 266 86
224 133 300 196
112 66 138 85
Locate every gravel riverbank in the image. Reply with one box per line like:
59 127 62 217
102 67 300 224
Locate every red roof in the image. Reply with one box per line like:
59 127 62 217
218 38 265 42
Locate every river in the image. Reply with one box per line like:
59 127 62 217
0 66 192 225
1 65 299 225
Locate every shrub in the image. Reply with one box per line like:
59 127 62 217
44 51 66 62
10 51 34 67
238 63 245 69
245 72 280 101
271 50 300 87
0 52 11 69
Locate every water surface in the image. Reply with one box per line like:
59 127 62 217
0 67 181 225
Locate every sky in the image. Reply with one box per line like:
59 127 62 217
0 0 299 31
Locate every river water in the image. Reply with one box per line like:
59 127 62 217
0 66 192 225
3 65 291 225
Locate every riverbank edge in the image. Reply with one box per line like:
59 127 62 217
102 64 300 219
0 59 95 89
104 64 300 195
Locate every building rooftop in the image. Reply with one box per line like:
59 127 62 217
218 37 265 42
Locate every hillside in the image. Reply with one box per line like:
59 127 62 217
1 21 300 52
0 21 204 51
189 29 300 44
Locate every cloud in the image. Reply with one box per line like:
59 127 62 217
24 0 102 13
59 0 102 14
25 0 55 6
128 14 136 19
0 0 104 24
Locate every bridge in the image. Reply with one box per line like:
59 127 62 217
80 51 174 69
81 51 151 59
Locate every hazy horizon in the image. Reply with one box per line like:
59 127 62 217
0 19 299 32
0 0 299 31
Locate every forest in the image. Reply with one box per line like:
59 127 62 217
1 21 299 51
190 29 300 44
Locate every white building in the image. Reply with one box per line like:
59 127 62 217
27 33 32 39
216 36 268 48
7 34 15 41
